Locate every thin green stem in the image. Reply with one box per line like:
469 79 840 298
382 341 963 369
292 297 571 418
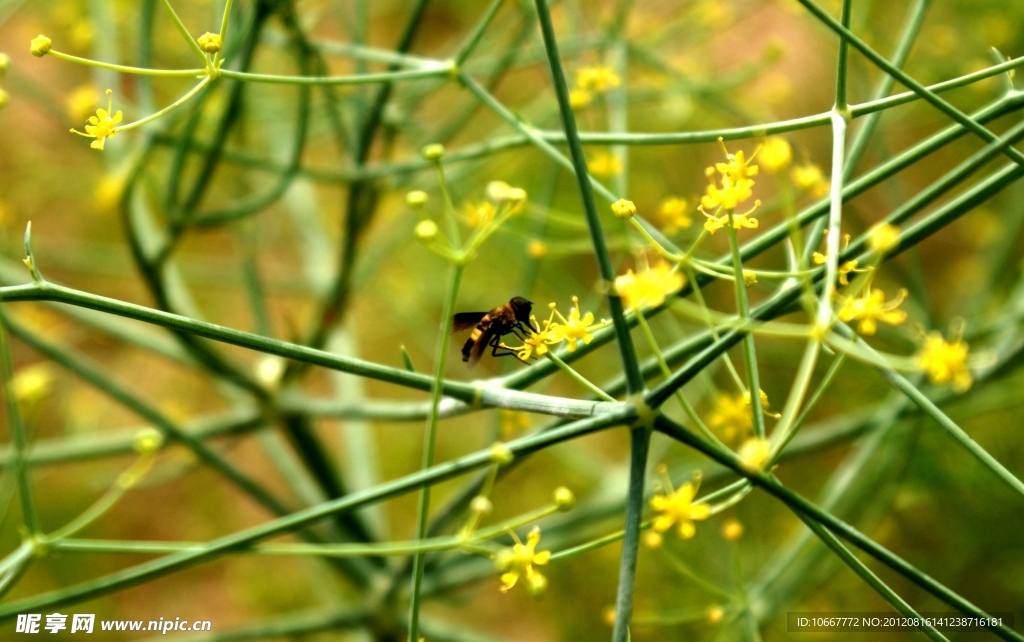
159 0 208 63
408 263 464 642
0 307 39 536
47 50 204 77
725 219 765 438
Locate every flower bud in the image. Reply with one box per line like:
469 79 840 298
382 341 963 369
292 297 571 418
721 519 744 541
526 572 548 596
422 143 445 161
611 198 636 219
30 35 52 57
406 190 429 208
553 486 575 511
133 427 164 455
743 270 757 286
489 441 514 466
197 32 222 54
642 531 663 549
414 219 438 241
0 53 10 76
470 495 493 516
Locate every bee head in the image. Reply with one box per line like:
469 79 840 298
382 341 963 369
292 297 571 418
509 296 533 323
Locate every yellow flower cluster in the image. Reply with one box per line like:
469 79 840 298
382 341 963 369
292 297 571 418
707 389 773 440
791 163 829 198
570 65 621 108
657 197 692 234
837 287 907 335
614 259 685 310
700 140 759 213
917 331 972 392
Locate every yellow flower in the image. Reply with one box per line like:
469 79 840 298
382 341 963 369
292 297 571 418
527 240 547 258
869 223 901 253
611 199 636 219
791 163 829 198
650 475 711 539
707 392 752 440
837 287 908 335
500 410 532 439
657 197 691 234
66 84 99 121
12 364 53 405
197 32 222 53
588 151 623 178
576 65 621 92
553 296 607 352
917 331 972 392
738 437 772 472
759 137 792 173
614 260 685 310
462 201 496 228
570 88 592 109
494 526 551 595
30 35 52 57
94 173 125 210
707 390 774 440
71 89 122 150
721 519 744 541
703 200 761 235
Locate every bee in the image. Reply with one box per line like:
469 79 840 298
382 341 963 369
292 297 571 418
452 296 534 368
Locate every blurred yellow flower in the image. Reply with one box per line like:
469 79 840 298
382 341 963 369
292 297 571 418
657 197 691 234
917 331 972 392
588 151 622 178
614 260 684 310
869 223 901 253
791 163 829 198
527 240 547 258
94 173 125 210
837 287 907 335
494 526 551 595
13 364 53 405
65 84 99 121
760 137 792 173
721 519 744 541
462 201 496 228
738 437 772 472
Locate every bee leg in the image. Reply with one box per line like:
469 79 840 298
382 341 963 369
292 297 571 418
489 335 528 363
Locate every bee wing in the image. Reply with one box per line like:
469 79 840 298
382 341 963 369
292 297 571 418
466 326 495 369
452 312 487 333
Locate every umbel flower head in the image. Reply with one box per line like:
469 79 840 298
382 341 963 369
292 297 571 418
614 258 685 310
494 526 552 595
700 139 759 212
707 389 775 440
71 89 122 150
917 330 972 392
650 469 711 539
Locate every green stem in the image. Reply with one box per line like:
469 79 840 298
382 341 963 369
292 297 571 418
48 50 204 76
407 263 464 642
159 0 208 63
544 352 616 402
219 65 451 85
725 219 765 438
0 307 39 536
